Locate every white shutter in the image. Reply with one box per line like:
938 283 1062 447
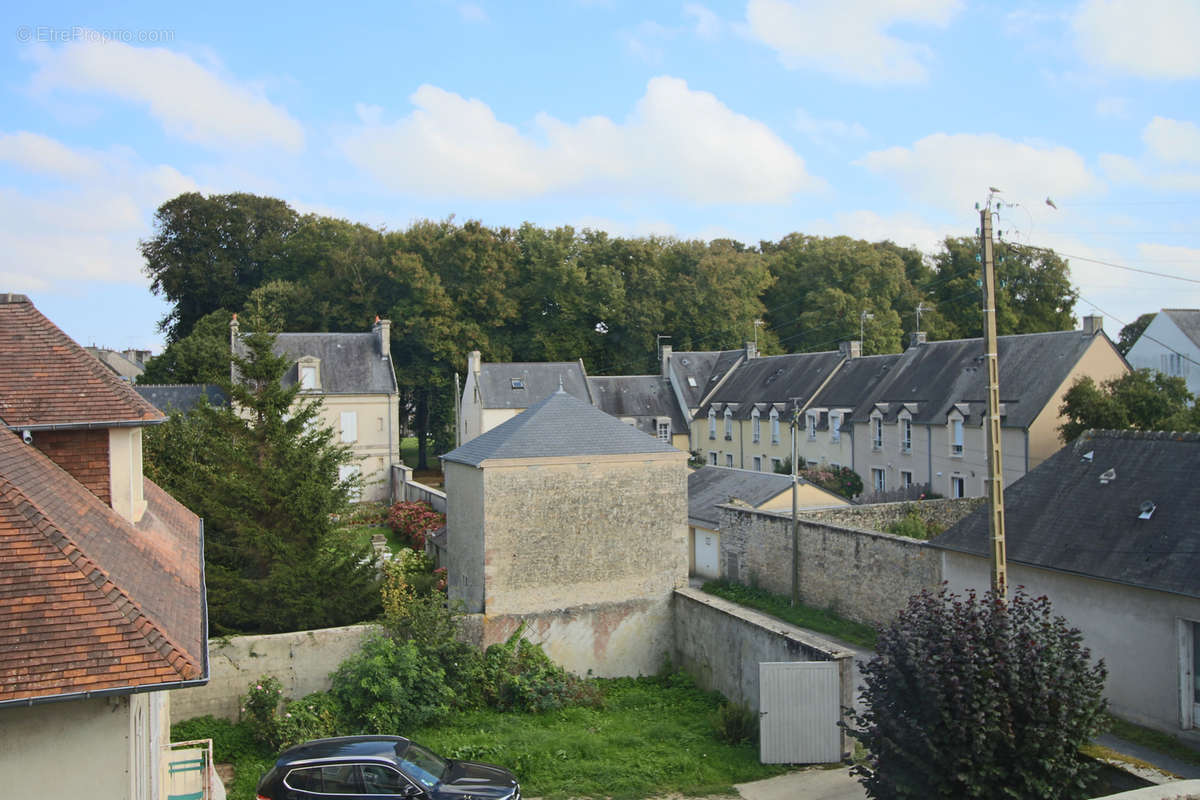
340 411 358 443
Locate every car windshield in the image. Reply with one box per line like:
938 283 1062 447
396 742 449 789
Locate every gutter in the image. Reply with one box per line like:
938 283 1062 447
5 418 165 432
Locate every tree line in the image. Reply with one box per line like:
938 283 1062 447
140 192 1080 466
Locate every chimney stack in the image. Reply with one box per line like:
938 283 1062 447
744 341 757 361
373 316 391 359
909 331 927 349
468 350 482 377
1082 314 1103 336
839 340 862 360
660 344 672 379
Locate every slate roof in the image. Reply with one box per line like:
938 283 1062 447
588 375 689 436
699 351 846 420
135 384 228 413
1162 309 1200 349
268 332 397 395
0 294 163 429
475 361 591 409
85 348 145 381
688 466 796 528
847 330 1106 428
443 388 680 467
668 349 744 410
0 426 206 703
929 430 1200 599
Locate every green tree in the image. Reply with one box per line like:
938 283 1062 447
850 588 1108 800
138 309 232 385
1116 312 1156 356
142 192 302 342
1058 368 1200 442
930 237 1078 339
144 330 380 633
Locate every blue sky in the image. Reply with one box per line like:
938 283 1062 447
2 0 1198 353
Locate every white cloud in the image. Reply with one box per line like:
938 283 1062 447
745 0 962 84
27 34 304 152
1073 0 1200 79
858 133 1104 214
0 131 102 179
808 210 944 253
341 76 822 204
794 108 868 148
684 4 723 39
1142 116 1200 163
0 132 199 290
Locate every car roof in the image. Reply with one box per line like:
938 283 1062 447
277 735 412 765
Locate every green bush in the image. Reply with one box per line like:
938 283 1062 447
885 508 943 540
713 701 758 745
275 691 345 748
241 676 286 749
849 588 1108 799
482 626 601 712
330 635 454 732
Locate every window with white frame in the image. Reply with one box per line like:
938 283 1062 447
708 408 716 439
300 365 317 390
1163 352 1188 377
830 412 841 442
807 411 817 441
752 409 761 443
871 414 883 450
900 470 913 488
708 451 718 465
900 417 912 453
657 421 670 442
951 417 964 456
725 453 734 467
950 475 965 498
340 411 358 443
724 408 733 440
770 409 780 444
871 467 885 493
753 456 762 471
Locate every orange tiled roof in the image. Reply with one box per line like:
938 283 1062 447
0 428 205 702
0 294 163 428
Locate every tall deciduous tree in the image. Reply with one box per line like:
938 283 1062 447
1058 368 1200 442
137 309 232 385
144 330 380 633
1116 312 1156 356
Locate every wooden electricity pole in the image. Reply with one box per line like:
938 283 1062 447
980 198 1007 597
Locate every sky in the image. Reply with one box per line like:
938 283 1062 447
1 0 1199 353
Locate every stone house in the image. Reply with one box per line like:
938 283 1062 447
232 316 400 502
1125 309 1200 397
687 465 846 580
931 429 1200 739
441 387 688 676
457 351 591 445
0 294 209 800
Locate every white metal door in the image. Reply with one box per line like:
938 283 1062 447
694 530 719 579
759 661 841 764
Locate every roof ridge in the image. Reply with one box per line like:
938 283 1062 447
1084 428 1200 442
0 465 201 685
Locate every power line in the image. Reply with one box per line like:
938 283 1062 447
1075 294 1200 371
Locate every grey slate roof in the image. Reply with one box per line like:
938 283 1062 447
847 330 1106 428
271 332 396 395
688 466 796 528
929 429 1200 599
1162 309 1200 349
442 388 679 467
135 384 228 413
669 350 744 409
700 351 846 420
588 375 689 436
476 361 590 409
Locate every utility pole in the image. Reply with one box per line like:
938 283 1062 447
980 195 1007 597
790 399 801 607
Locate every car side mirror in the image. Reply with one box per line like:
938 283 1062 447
402 785 424 798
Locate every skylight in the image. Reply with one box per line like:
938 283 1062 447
511 378 525 390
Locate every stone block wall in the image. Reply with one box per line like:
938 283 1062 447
797 497 983 533
720 505 945 628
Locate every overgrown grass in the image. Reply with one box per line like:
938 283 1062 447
175 673 786 800
1104 713 1200 767
400 437 443 484
702 579 879 650
332 523 401 553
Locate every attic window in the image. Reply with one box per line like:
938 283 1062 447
297 356 321 391
1138 500 1156 520
687 376 698 388
1081 450 1094 463
511 378 525 390
1099 468 1116 485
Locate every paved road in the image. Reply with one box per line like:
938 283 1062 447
736 767 867 800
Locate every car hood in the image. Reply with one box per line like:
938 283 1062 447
431 760 519 800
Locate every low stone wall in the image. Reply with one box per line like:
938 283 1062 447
673 587 854 756
797 497 983 533
171 624 380 722
720 505 945 628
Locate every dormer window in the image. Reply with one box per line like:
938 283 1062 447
871 412 883 450
806 411 817 441
724 408 733 440
297 356 321 391
949 413 964 456
752 408 761 443
708 408 717 440
899 413 912 454
770 409 780 444
830 412 841 443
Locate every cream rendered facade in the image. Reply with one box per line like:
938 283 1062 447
692 407 856 473
0 692 171 800
308 391 398 502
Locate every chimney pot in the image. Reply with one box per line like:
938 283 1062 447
839 340 862 359
661 344 672 379
744 341 757 360
1082 314 1103 336
909 331 927 348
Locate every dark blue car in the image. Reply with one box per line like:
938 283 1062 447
256 736 520 800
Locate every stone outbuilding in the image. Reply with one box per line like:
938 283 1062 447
441 387 689 677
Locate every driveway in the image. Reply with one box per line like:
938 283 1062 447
736 767 867 800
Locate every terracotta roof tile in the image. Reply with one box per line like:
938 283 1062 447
0 427 205 702
0 294 162 428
